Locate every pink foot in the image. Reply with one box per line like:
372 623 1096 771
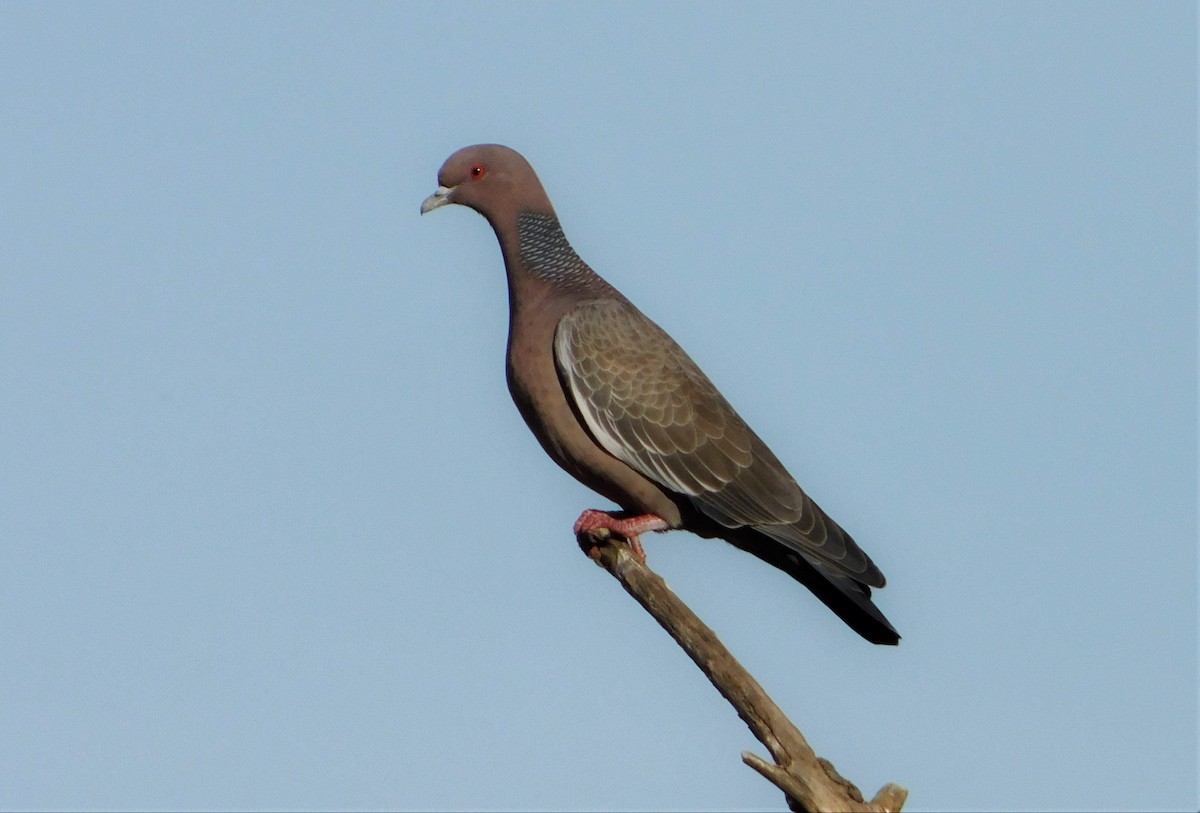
573 509 671 563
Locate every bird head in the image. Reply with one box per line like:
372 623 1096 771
421 144 554 222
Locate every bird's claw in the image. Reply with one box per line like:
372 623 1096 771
573 509 668 564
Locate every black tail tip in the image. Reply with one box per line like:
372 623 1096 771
866 627 901 646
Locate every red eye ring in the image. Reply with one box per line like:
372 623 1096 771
469 163 487 180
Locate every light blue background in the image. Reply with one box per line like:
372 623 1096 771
1 3 1195 811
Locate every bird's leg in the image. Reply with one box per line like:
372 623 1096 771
573 509 670 563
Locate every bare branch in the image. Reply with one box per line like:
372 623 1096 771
579 529 907 813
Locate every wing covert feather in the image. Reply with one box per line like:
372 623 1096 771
554 299 883 585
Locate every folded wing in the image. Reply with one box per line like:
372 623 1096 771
554 298 885 588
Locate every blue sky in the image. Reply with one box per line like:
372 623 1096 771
1 3 1195 811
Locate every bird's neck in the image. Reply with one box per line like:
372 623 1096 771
509 212 596 286
495 211 620 324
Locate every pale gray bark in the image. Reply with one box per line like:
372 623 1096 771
578 529 908 813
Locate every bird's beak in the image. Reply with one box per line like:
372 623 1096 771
420 185 453 215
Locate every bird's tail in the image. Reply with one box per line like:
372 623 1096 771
725 528 901 645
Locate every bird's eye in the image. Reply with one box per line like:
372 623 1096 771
469 163 487 180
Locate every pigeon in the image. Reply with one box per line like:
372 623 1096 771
421 144 899 645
